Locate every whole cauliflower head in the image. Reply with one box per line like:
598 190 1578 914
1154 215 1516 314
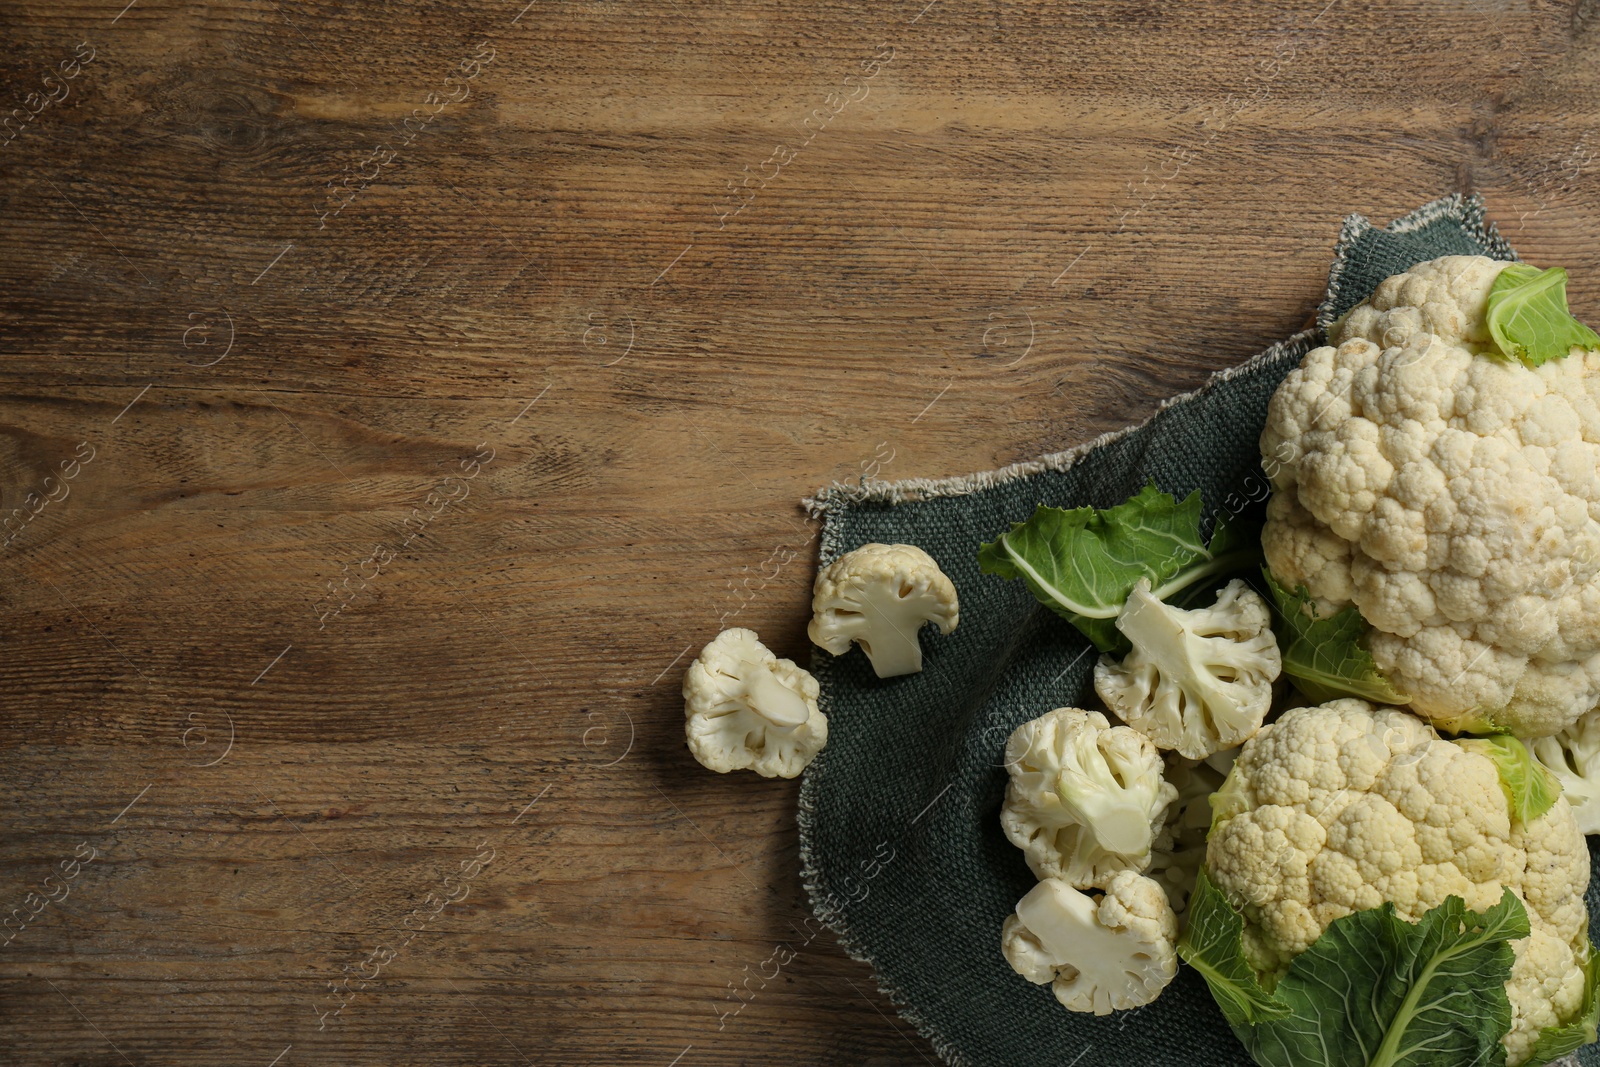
809 542 959 678
682 628 827 778
1094 578 1281 759
1261 254 1600 738
1000 872 1179 1014
1000 707 1177 889
1207 699 1592 1065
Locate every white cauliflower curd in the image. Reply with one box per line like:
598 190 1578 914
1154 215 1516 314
1206 699 1592 1065
808 542 959 678
1000 707 1177 889
1094 578 1281 759
1261 254 1600 737
1000 872 1179 1015
682 628 827 778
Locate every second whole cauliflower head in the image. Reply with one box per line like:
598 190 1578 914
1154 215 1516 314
1261 254 1600 737
808 543 959 678
1000 872 1179 1015
1206 698 1593 1065
1000 707 1177 888
682 628 828 779
1094 578 1281 759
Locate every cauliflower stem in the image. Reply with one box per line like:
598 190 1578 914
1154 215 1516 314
1003 873 1179 1015
1052 730 1157 857
1095 578 1280 760
1000 708 1176 889
809 542 959 678
682 629 828 778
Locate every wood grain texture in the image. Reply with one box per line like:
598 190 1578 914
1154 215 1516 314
3 0 1600 1063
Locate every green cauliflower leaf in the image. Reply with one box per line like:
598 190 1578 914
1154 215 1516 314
1455 734 1562 825
1185 877 1529 1067
1177 870 1290 1027
976 484 1259 653
1486 263 1600 368
1265 571 1409 706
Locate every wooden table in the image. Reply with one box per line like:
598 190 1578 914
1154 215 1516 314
2 0 1597 1062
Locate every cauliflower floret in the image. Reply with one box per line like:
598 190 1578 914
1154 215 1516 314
1206 699 1593 1064
1512 797 1593 951
999 873 1179 1014
808 542 959 678
1532 706 1600 834
682 628 827 778
1262 254 1600 737
1094 578 1281 759
1261 492 1355 612
1000 708 1177 889
1505 928 1590 1066
1146 754 1228 918
1505 795 1592 1063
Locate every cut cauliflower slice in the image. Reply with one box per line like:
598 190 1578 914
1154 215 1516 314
1261 253 1600 737
1205 698 1593 1065
1094 578 1281 759
1000 873 1179 1014
808 542 958 678
1532 706 1600 834
682 628 827 778
1000 707 1176 888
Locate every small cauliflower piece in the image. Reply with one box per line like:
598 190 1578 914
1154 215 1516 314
1000 873 1179 1014
1094 578 1282 759
1000 707 1177 888
682 628 827 779
1533 706 1600 834
808 543 958 678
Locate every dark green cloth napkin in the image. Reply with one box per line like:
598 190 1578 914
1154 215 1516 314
798 194 1598 1067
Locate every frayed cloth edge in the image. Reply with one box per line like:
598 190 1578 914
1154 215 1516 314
799 193 1509 523
1315 192 1516 332
802 328 1318 521
796 751 980 1067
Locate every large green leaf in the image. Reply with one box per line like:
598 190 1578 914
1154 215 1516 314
1527 946 1600 1065
976 485 1259 653
1199 886 1528 1067
1265 571 1409 705
1455 734 1562 825
1177 870 1290 1028
1486 263 1600 368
